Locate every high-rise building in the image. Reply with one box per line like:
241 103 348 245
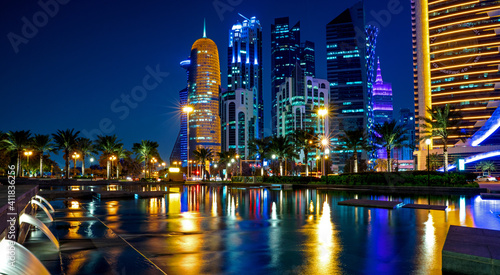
373 58 393 126
221 15 262 157
271 17 315 135
413 0 500 171
397 108 415 162
187 25 222 158
326 1 378 171
169 60 190 166
276 68 330 137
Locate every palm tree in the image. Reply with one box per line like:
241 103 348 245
476 161 496 176
268 136 295 176
95 135 123 179
217 149 237 178
420 104 463 172
114 145 131 179
52 129 80 179
193 147 213 180
427 153 440 171
76 137 97 176
132 140 159 178
292 129 317 176
373 121 407 173
0 130 32 177
338 129 369 173
248 137 271 176
32 134 55 177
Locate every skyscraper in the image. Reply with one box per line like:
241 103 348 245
326 1 378 171
271 17 315 135
221 15 262 157
372 58 393 126
187 24 222 158
413 0 500 171
169 60 190 166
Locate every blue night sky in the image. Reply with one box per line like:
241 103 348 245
0 0 413 166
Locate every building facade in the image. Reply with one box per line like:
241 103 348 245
271 17 315 135
276 72 330 137
169 60 190 166
396 108 415 162
187 28 222 158
221 16 262 157
413 0 500 172
372 57 393 159
326 1 378 172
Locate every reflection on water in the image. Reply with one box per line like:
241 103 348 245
85 185 500 274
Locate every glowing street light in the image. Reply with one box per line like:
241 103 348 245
109 155 116 179
24 151 32 177
426 138 431 186
183 106 194 180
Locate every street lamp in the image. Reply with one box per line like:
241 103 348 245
150 157 157 178
72 152 80 177
426 139 431 186
109 155 116 179
321 138 328 176
24 151 32 177
183 106 194 180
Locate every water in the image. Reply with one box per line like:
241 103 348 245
77 185 500 274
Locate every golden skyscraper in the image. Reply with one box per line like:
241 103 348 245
413 0 500 171
187 24 222 157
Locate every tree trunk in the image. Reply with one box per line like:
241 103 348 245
73 158 77 176
65 149 70 179
353 151 358 173
40 155 43 178
107 160 111 179
116 164 119 179
17 152 21 177
387 148 392 173
443 144 448 173
305 149 309 176
82 156 85 176
279 158 283 176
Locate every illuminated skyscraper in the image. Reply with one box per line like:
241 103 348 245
169 60 190 166
221 15 262 157
373 57 393 160
413 0 500 171
326 1 378 171
187 24 222 157
271 17 315 135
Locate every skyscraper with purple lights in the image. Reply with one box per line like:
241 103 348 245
373 58 393 127
372 58 393 160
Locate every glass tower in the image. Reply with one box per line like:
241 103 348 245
271 17 315 136
221 15 262 157
326 1 378 171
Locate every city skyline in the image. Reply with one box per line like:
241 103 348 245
0 0 412 166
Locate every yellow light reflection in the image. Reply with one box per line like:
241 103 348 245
168 193 180 214
313 200 341 274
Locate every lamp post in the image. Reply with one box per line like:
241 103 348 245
236 154 240 176
24 151 32 177
183 106 194 180
72 152 80 177
109 155 116 179
89 157 94 176
321 138 328 177
150 157 157 178
426 139 431 186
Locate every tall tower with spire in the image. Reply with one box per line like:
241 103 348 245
186 22 222 158
372 57 393 126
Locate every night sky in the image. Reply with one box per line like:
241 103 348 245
0 0 413 166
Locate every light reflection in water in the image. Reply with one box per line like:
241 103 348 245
86 187 500 274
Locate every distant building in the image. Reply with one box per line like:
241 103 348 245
276 69 330 137
372 57 393 159
326 1 378 172
221 16 262 157
271 17 315 135
396 108 415 161
169 60 190 166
